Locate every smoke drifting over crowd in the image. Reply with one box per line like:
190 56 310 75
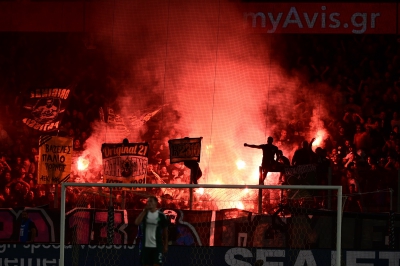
78 0 333 185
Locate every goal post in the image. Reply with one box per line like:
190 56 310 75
59 183 342 266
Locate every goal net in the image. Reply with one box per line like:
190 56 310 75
59 183 343 266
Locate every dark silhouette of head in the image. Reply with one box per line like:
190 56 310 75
301 141 308 149
267 137 273 144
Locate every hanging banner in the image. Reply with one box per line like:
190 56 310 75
101 142 149 190
21 88 71 132
168 137 202 164
38 135 73 184
284 164 317 188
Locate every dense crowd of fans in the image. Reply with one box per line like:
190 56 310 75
270 35 400 212
0 33 399 213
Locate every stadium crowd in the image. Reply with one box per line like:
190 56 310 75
0 33 399 213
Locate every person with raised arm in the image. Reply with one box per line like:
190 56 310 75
244 136 279 184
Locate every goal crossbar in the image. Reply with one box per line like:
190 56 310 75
59 182 342 266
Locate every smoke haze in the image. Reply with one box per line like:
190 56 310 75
83 0 333 185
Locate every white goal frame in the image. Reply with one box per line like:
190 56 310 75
59 183 342 266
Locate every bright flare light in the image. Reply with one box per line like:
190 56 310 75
77 157 90 171
312 129 326 148
236 160 246 170
235 201 244 210
196 187 205 195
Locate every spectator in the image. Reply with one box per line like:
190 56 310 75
391 111 400 129
0 171 12 193
159 166 170 184
382 132 397 154
292 140 312 166
376 111 392 138
0 124 12 150
73 139 83 151
353 124 369 152
17 211 37 243
344 184 363 213
0 153 11 175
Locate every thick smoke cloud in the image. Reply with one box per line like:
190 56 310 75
83 0 333 185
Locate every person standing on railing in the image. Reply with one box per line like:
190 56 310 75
244 136 279 184
134 196 169 266
276 150 290 184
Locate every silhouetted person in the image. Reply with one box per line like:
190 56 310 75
276 150 290 183
276 150 290 167
183 161 202 184
244 137 278 184
292 139 314 166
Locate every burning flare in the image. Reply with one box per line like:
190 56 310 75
77 157 90 171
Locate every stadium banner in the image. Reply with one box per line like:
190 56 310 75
21 88 71 132
168 137 202 163
38 135 73 185
1 244 400 266
1 208 399 249
101 142 149 190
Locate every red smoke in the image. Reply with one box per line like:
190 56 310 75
79 0 332 194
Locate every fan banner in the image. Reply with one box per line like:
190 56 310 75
168 137 202 163
38 135 73 185
0 207 397 248
101 142 149 190
284 164 317 176
284 164 317 186
21 88 71 132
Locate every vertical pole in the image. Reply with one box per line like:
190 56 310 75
258 166 262 213
336 186 342 266
54 184 59 209
107 187 114 245
189 188 193 210
397 169 400 213
328 167 332 209
389 211 395 249
59 183 67 266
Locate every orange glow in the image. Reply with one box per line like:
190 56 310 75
196 187 205 195
77 157 89 171
235 201 244 210
236 160 246 170
312 129 327 148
